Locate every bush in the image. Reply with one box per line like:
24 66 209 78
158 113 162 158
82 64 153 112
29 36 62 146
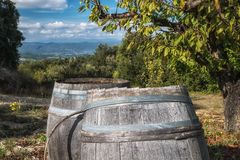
0 67 37 95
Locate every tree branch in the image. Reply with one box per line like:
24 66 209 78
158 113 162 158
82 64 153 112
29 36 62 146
100 11 138 19
92 0 187 32
184 0 205 11
153 17 187 33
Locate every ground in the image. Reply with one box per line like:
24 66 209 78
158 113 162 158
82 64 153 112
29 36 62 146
0 93 239 160
192 93 240 159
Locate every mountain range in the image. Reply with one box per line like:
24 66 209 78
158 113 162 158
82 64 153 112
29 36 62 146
19 41 120 59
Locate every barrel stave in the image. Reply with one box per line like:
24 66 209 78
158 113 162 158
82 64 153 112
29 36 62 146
79 87 209 160
47 78 129 160
80 137 207 160
47 85 209 160
83 102 197 126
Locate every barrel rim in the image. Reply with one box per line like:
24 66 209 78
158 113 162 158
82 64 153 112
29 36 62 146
88 85 189 94
56 78 129 85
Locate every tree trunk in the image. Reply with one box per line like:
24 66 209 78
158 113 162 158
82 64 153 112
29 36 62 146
221 79 240 132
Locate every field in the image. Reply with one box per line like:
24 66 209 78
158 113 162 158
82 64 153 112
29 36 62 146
0 93 239 160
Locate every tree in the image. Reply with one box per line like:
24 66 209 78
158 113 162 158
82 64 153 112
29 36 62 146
79 0 240 132
0 0 24 70
90 44 118 77
114 33 148 86
115 32 218 91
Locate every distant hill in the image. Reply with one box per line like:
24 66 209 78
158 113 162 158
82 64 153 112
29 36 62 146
19 41 120 59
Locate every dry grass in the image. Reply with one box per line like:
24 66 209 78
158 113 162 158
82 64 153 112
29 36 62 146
191 92 223 109
191 92 240 160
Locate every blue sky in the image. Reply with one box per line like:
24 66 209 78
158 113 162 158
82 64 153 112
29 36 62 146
13 0 124 42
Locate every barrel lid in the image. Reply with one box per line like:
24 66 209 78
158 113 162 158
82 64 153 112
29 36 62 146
54 78 130 90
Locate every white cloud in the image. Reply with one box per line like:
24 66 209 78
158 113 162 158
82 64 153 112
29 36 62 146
12 0 68 10
19 22 42 29
19 21 124 42
40 29 53 34
47 21 66 28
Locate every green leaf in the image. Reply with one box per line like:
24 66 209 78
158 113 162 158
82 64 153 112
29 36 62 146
173 0 178 6
152 47 155 54
164 47 170 56
149 3 156 12
174 35 183 46
196 40 203 52
216 28 224 34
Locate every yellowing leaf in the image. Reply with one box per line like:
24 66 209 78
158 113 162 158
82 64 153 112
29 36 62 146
196 40 203 52
217 28 224 34
180 0 185 9
174 35 183 46
164 48 170 56
214 0 220 11
152 47 156 54
173 0 178 6
127 41 134 50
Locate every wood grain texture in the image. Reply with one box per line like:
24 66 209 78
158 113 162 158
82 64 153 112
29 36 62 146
82 102 197 129
80 108 207 159
79 86 209 160
47 85 209 160
96 143 120 160
81 143 95 160
47 78 129 160
80 139 207 160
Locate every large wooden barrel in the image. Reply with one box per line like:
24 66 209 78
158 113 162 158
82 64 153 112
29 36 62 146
79 86 209 160
47 78 130 160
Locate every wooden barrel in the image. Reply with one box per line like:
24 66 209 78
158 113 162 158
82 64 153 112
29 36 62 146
79 86 209 160
47 78 130 160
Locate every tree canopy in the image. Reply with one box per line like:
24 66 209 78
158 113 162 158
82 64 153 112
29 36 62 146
0 0 24 69
114 33 218 91
79 0 240 132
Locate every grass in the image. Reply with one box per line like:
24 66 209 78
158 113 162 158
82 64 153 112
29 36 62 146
0 133 45 160
191 92 240 160
0 92 239 159
0 103 47 160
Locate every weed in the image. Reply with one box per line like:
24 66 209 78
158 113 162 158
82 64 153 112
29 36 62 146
9 101 21 112
0 146 6 158
37 134 47 143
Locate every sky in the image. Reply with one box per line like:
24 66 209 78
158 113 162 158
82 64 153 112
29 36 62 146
12 0 124 42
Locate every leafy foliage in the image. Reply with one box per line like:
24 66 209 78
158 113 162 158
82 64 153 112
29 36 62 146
79 0 240 131
113 33 148 87
79 0 240 89
0 0 24 70
115 33 218 91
